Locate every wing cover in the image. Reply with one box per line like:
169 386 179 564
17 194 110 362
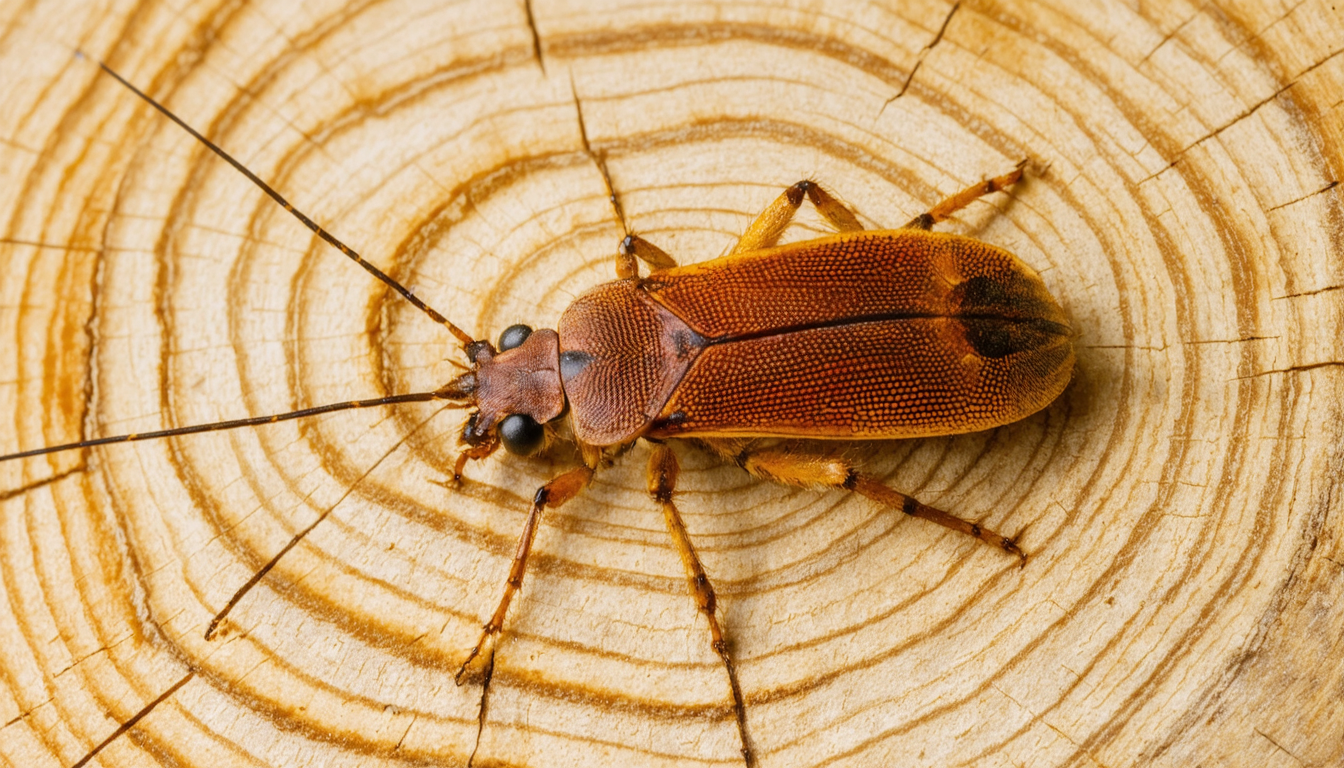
651 317 1071 438
644 230 1074 439
558 230 1073 445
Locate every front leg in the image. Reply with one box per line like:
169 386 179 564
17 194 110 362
455 465 595 683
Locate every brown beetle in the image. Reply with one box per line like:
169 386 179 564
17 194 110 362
439 170 1073 765
5 59 1073 768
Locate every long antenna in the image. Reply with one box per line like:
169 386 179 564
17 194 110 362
83 53 475 347
0 390 459 462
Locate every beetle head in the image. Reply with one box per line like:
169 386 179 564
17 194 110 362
442 325 566 457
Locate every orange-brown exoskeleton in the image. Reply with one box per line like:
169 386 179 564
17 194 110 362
6 59 1073 768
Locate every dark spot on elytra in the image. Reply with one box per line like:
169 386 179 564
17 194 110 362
954 275 1069 360
651 410 687 432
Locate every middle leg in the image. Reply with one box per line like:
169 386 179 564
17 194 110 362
647 443 755 767
615 233 678 279
732 180 864 255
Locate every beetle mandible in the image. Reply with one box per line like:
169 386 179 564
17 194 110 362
5 58 1074 768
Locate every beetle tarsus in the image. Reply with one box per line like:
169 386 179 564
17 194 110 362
455 628 496 686
1003 537 1028 566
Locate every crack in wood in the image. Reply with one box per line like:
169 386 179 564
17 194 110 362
881 1 960 110
1266 180 1338 212
523 0 545 74
70 671 195 768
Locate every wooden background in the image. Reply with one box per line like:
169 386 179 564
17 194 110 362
1 0 1341 766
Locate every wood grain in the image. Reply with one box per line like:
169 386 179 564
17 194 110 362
1 1 1340 766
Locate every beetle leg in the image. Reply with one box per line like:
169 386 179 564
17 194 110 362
616 233 678 279
731 180 863 254
804 182 865 233
714 441 1026 563
647 444 755 767
455 465 595 684
449 436 499 487
902 161 1026 230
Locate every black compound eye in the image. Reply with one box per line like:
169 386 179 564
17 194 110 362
497 324 533 352
499 413 544 456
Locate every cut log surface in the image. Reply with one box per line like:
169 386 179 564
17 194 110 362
1 1 1341 766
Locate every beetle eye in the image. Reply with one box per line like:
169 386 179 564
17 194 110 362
498 413 544 456
497 324 533 351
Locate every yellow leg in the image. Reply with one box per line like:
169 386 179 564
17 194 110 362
902 162 1026 230
455 465 595 683
616 233 678 279
712 441 1025 562
648 444 755 767
732 180 864 255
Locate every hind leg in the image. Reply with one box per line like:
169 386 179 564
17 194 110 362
708 440 1025 562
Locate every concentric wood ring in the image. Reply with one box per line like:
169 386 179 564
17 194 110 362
1 1 1340 766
